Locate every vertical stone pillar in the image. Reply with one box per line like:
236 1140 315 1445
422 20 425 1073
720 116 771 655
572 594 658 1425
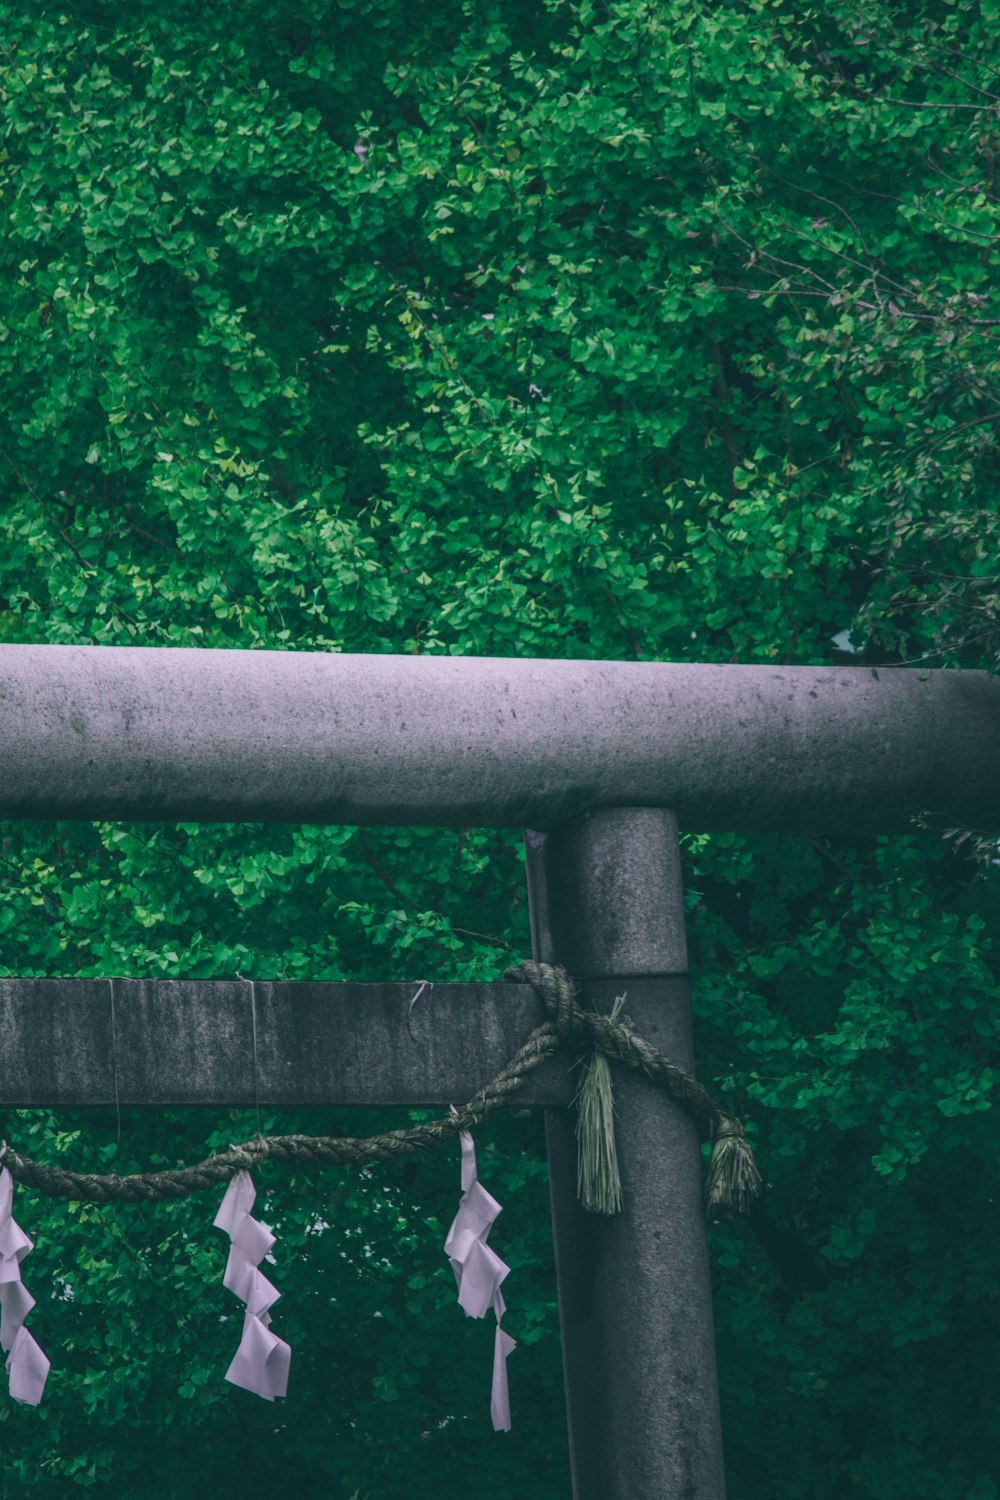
524 807 726 1500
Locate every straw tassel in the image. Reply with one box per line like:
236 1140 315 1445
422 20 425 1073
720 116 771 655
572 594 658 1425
574 994 626 1216
705 1114 762 1218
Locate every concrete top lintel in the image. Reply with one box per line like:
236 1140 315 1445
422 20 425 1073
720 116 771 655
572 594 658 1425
0 645 995 832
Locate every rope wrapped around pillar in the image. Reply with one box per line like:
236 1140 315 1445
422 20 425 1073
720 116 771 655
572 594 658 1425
0 965 761 1217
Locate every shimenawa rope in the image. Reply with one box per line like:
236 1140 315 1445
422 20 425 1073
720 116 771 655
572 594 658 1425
0 963 761 1216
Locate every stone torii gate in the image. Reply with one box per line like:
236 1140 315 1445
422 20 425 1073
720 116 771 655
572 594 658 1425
0 645 997 1500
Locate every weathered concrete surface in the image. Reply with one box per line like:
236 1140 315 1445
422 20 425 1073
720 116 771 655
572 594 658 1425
0 979 568 1108
527 808 726 1500
0 645 996 831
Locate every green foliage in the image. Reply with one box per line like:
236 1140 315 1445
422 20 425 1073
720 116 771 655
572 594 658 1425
0 1 997 1496
691 832 998 1498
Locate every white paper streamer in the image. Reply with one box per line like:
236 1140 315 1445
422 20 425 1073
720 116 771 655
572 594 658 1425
491 1326 516 1432
214 1171 290 1401
0 1166 49 1405
444 1131 516 1431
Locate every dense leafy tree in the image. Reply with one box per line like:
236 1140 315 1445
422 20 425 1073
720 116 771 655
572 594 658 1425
0 2 996 1496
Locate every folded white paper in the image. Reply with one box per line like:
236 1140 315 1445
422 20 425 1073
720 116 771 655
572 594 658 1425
0 1167 49 1405
214 1171 290 1401
491 1326 517 1433
444 1132 516 1431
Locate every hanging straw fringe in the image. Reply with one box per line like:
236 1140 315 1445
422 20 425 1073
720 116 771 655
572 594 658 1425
705 1115 763 1219
508 963 762 1221
574 994 626 1216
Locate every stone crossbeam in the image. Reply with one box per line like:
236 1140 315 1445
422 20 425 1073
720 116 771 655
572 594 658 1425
0 978 568 1109
0 645 997 832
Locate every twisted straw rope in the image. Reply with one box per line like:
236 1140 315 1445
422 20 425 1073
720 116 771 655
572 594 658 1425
2 963 750 1205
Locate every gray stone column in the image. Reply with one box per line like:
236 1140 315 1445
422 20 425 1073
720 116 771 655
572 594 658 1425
524 807 726 1500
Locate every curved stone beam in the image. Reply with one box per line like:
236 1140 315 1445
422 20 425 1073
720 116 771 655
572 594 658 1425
0 645 995 832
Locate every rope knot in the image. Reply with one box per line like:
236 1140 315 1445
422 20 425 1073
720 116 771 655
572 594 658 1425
505 961 584 1041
